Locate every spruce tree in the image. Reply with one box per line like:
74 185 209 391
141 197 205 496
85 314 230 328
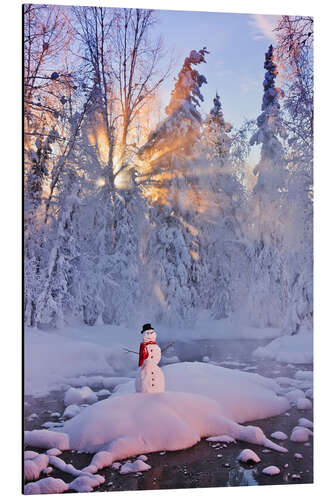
246 45 288 328
137 48 209 327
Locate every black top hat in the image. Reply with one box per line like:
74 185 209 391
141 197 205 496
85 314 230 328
141 323 154 333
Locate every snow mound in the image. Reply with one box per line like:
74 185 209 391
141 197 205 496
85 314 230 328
295 370 313 380
111 462 121 470
24 430 69 450
69 474 105 492
262 465 280 476
119 459 151 474
42 466 53 475
237 449 261 464
63 404 81 419
114 362 290 423
305 388 313 399
206 435 236 444
61 392 287 458
285 389 305 403
24 477 68 495
64 386 97 406
290 426 313 442
253 333 313 364
24 450 38 460
46 448 62 456
298 417 313 429
162 355 180 365
97 389 111 397
270 431 288 440
24 362 290 479
24 453 49 481
25 327 121 396
25 390 287 478
296 397 312 410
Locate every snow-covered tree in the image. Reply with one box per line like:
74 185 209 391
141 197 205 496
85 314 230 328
203 92 232 161
274 18 313 335
35 173 82 327
245 44 288 328
138 47 209 164
250 44 286 200
137 48 209 326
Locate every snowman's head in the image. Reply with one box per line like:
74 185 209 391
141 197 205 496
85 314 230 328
143 329 156 342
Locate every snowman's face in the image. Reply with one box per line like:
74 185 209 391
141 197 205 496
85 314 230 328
143 330 157 343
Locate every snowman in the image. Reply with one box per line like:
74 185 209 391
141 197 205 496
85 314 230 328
135 323 165 393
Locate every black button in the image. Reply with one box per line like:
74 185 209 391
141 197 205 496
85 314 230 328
152 384 154 386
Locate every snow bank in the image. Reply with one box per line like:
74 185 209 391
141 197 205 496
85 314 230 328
270 431 287 440
262 465 280 476
24 477 68 495
290 426 313 442
24 360 290 481
119 459 151 474
25 325 138 396
24 453 49 481
114 362 290 423
24 430 69 450
63 404 81 419
64 386 97 406
59 391 283 459
296 398 312 410
24 473 105 494
298 417 313 429
253 332 313 364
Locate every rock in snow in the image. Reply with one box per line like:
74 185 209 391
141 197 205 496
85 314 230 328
290 426 313 442
46 448 62 456
63 404 81 419
296 397 312 410
298 417 313 429
253 333 313 364
262 465 280 476
285 389 306 403
96 389 111 397
237 449 261 464
64 386 97 406
119 459 151 474
270 431 288 440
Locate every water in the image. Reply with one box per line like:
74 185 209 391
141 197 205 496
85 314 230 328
24 338 313 491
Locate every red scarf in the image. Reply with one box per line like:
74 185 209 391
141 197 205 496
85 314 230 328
139 341 157 366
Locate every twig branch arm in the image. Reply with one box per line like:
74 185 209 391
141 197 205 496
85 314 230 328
122 347 139 355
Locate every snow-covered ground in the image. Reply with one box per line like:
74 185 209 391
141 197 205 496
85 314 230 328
25 324 138 396
253 327 313 364
24 319 313 493
25 316 313 397
25 360 292 486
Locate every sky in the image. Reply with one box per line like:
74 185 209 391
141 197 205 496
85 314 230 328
152 9 280 164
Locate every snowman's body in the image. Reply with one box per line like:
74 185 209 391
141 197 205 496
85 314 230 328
135 330 165 394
